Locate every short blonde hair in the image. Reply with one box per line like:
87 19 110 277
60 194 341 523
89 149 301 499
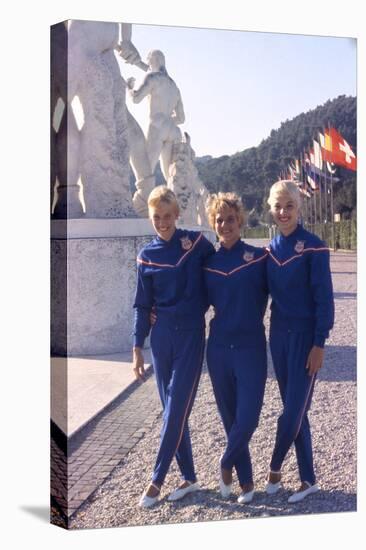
267 180 301 209
148 185 179 214
206 192 245 230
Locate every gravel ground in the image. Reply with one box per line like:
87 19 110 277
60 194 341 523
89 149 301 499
69 251 357 529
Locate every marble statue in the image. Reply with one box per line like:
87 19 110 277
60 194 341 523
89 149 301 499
124 48 210 226
167 133 210 226
51 21 84 218
51 20 155 218
127 50 185 183
116 25 156 217
51 21 210 222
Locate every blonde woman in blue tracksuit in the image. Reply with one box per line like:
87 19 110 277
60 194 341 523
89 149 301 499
204 193 269 504
132 186 215 508
265 180 334 503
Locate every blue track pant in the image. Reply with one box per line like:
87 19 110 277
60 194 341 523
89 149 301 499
269 328 317 485
206 339 267 486
150 323 205 486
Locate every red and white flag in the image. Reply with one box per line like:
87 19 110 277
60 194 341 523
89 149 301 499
320 128 356 171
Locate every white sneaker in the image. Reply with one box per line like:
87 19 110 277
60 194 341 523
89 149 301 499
139 483 160 508
219 467 232 498
265 481 281 495
237 489 255 504
288 482 319 503
167 481 200 502
139 493 159 508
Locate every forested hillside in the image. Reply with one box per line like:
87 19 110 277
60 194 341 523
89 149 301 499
194 95 356 225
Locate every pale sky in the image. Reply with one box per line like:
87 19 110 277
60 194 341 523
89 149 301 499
117 24 356 158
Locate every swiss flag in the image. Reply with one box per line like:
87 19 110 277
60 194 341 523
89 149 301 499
321 128 357 171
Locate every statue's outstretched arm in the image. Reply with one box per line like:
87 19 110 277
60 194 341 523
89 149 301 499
116 23 148 71
129 74 153 104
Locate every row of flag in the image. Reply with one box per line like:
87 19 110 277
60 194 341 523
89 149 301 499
280 127 357 199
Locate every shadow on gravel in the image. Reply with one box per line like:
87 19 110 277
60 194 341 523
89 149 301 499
266 345 356 383
247 489 357 517
318 345 356 382
157 489 239 512
162 488 356 518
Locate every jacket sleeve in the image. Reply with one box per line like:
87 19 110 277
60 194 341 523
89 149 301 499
261 250 270 316
310 248 335 347
132 262 154 348
200 235 215 311
201 234 216 260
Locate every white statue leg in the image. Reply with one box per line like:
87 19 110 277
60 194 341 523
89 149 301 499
126 109 153 181
146 122 166 176
148 116 182 183
160 141 175 182
126 109 155 217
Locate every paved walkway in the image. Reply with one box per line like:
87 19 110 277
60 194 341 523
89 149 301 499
51 363 161 519
50 346 155 519
51 350 152 436
50 246 356 526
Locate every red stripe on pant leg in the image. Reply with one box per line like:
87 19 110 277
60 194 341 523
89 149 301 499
173 332 205 455
294 374 316 440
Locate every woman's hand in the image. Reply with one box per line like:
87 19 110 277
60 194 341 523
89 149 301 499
133 347 146 382
150 308 157 325
306 346 324 376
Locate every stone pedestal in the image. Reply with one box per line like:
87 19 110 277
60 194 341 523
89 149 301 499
51 218 155 356
51 218 215 356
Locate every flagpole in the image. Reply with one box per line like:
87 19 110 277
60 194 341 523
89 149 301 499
322 129 328 225
330 169 335 250
312 151 317 228
303 149 309 226
324 148 328 241
315 135 323 238
301 152 308 226
304 156 310 227
322 128 330 243
320 138 324 237
328 122 335 251
305 148 314 228
325 167 328 236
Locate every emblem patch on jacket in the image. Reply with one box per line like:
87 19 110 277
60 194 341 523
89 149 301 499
180 236 193 250
294 240 305 253
243 251 254 262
